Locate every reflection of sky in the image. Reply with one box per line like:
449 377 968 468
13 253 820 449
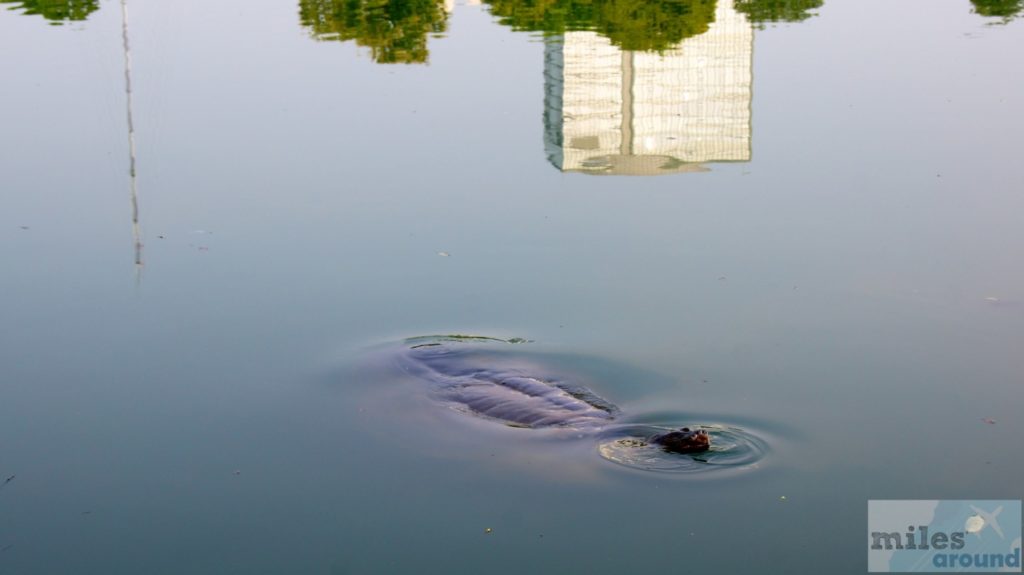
875 501 1022 572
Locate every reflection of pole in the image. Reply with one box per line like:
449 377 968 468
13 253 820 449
620 50 634 157
121 0 142 281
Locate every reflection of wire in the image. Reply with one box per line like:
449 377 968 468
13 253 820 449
121 0 142 282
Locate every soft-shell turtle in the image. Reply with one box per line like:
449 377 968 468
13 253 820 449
397 335 710 454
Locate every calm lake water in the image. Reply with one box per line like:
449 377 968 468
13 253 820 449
1 0 1022 573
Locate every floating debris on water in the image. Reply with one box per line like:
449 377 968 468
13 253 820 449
982 296 1018 308
484 527 493 534
437 251 450 257
982 418 996 425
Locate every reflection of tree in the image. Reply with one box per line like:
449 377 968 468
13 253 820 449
732 0 821 25
485 0 718 51
970 0 1022 22
0 0 99 24
298 0 449 64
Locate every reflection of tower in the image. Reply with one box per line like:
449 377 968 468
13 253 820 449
543 0 753 175
121 0 142 278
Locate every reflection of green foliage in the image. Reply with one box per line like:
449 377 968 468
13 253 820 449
970 0 1022 22
0 0 99 24
485 0 717 51
733 0 821 26
299 0 448 64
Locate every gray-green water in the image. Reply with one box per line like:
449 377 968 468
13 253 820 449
1 0 1022 573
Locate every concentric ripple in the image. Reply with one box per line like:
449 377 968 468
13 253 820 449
597 424 768 474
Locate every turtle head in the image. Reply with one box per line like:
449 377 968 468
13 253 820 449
651 427 710 454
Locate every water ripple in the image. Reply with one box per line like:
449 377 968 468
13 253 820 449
597 423 769 474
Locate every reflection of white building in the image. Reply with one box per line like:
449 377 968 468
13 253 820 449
543 0 753 175
443 0 480 12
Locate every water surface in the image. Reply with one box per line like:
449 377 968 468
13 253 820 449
1 0 1022 572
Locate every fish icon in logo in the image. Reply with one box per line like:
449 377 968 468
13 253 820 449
966 504 1005 540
